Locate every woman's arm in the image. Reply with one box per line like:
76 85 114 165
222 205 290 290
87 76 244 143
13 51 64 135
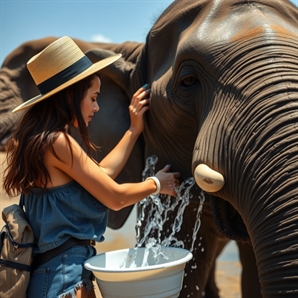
99 85 150 179
50 132 180 211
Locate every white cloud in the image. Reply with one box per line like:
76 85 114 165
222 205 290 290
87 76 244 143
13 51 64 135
90 34 112 43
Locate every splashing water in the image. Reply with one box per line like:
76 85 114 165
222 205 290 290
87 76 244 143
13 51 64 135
135 156 205 254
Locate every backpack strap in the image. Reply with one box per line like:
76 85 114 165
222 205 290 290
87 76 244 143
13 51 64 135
0 225 34 272
0 258 31 272
4 224 35 250
1 199 35 272
31 237 94 271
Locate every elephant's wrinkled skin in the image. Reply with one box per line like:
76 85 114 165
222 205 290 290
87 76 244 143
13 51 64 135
129 0 297 297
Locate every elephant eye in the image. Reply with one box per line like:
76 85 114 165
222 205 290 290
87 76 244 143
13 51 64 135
177 65 200 95
180 76 198 88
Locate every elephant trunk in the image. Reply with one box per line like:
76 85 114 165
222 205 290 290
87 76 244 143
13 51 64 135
246 138 298 296
252 191 298 297
226 87 298 298
194 109 298 296
192 68 298 296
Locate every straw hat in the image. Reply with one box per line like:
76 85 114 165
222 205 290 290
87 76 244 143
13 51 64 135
12 36 121 113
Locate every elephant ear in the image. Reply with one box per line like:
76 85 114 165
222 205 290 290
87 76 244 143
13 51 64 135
0 67 23 149
0 37 58 150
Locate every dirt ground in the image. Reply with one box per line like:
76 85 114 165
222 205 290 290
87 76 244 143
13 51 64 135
0 152 240 297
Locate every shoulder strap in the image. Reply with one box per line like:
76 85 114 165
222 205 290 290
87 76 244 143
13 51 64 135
31 237 81 271
19 195 25 208
4 224 34 249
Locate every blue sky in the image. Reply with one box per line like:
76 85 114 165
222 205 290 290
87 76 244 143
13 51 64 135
1 0 297 66
0 0 173 65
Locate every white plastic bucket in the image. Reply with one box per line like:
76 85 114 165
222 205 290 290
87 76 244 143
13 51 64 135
84 246 193 298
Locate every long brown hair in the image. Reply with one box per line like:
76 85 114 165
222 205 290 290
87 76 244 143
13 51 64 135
3 74 99 196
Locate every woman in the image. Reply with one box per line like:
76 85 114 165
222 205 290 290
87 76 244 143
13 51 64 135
3 36 180 298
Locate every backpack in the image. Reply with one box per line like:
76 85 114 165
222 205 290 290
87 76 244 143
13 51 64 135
0 202 34 298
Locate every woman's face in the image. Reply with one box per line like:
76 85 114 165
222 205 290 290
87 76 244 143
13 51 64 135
74 76 101 127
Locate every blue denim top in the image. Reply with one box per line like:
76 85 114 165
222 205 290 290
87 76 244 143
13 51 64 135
21 180 108 253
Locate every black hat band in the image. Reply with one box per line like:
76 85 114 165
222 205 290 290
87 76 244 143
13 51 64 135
37 56 93 95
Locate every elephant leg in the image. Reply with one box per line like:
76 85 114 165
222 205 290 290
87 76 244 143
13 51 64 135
203 234 234 298
203 261 219 298
237 241 262 298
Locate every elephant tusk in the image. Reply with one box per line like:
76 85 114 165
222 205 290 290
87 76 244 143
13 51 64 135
194 164 225 193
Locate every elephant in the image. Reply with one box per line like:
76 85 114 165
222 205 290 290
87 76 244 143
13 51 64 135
1 0 298 297
129 0 297 296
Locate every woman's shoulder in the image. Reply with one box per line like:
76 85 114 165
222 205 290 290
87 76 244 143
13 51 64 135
44 131 87 186
51 132 82 156
53 131 76 146
47 131 91 177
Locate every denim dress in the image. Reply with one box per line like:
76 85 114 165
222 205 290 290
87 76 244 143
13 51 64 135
22 180 108 298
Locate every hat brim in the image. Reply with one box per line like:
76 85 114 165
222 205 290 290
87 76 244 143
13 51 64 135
12 54 122 113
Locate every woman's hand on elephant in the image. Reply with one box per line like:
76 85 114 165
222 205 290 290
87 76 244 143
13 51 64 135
129 84 150 134
155 165 181 197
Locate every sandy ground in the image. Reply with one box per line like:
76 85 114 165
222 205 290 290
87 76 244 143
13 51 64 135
0 152 240 297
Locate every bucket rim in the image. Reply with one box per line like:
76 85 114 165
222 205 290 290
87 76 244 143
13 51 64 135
84 246 193 273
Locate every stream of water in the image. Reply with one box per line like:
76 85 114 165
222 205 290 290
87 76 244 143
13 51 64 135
135 156 205 254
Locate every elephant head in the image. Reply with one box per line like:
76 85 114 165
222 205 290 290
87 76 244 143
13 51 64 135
125 0 297 296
